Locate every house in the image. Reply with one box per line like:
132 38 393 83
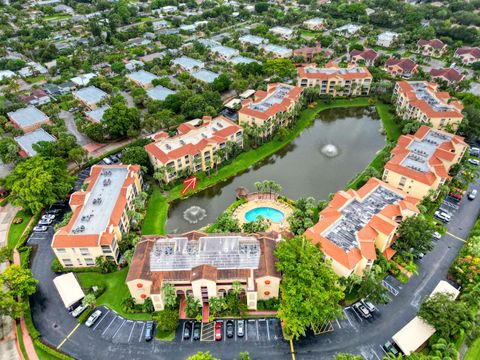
293 43 333 62
270 26 294 40
18 89 51 106
384 58 418 78
429 68 464 84
191 70 220 84
335 24 362 36
262 44 292 58
152 20 168 31
228 56 260 65
18 62 48 78
15 128 56 157
51 165 143 268
197 38 221 49
146 85 176 101
0 70 16 81
140 52 167 63
383 125 468 199
210 45 239 61
172 56 205 73
238 83 303 136
416 39 448 57
377 31 399 48
126 70 158 89
393 81 464 130
71 73 97 87
303 17 326 30
454 47 480 65
239 35 268 47
349 48 379 66
7 106 50 133
124 60 144 72
85 105 110 123
297 63 372 97
145 116 243 182
304 178 420 277
74 86 108 110
126 231 281 312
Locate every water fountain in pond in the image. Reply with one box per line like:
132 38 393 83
321 143 340 158
183 205 207 224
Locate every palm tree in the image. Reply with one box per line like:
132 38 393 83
431 338 459 360
231 281 242 296
161 283 177 309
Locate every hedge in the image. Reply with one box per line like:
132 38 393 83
77 307 93 324
16 211 42 249
34 339 75 360
51 258 101 273
23 301 40 340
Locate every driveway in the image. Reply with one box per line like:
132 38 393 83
59 110 90 146
28 177 480 359
470 82 480 96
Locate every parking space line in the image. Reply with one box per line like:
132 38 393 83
266 319 270 341
181 322 185 342
349 307 363 322
138 322 145 342
112 319 126 340
57 323 80 350
102 315 117 336
371 349 381 360
245 323 248 341
336 319 341 329
127 322 136 343
256 320 259 340
379 345 389 357
223 321 226 342
342 308 354 327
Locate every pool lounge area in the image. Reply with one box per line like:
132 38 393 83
234 198 293 232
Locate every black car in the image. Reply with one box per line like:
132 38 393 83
226 320 234 338
184 322 192 340
46 208 62 215
144 321 154 341
193 322 201 341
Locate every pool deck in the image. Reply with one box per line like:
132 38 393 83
233 199 293 232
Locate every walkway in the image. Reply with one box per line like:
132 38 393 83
0 204 21 360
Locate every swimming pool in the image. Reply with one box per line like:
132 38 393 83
245 207 285 223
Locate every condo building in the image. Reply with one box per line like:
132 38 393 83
305 178 420 277
126 231 281 312
383 125 467 199
145 116 243 182
51 165 143 268
238 83 303 136
393 81 464 130
297 63 372 97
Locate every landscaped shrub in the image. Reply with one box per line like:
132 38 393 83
34 339 75 360
257 298 280 311
24 302 40 340
13 217 23 224
76 308 93 324
51 258 101 273
153 309 179 332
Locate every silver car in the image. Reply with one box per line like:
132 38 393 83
237 320 245 337
85 310 102 327
71 304 88 318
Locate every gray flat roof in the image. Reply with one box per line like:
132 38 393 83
324 186 403 252
127 70 158 85
262 44 292 56
15 128 55 156
191 69 219 83
172 56 205 72
150 235 261 271
75 86 107 105
8 106 49 128
146 85 176 101
85 105 110 123
70 167 129 235
229 56 260 65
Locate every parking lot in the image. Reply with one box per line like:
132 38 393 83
88 307 151 345
179 318 283 343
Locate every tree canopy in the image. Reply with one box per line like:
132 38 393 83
393 215 435 254
103 102 141 138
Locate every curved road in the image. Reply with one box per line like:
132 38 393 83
28 177 480 360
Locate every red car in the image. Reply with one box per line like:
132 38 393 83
215 322 222 341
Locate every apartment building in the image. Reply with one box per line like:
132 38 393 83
416 39 448 57
297 63 372 97
383 125 468 199
238 83 303 136
126 231 281 311
145 116 243 183
305 178 419 277
393 81 464 130
51 165 143 268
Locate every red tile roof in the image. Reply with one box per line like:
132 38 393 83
385 58 418 73
429 68 464 83
297 64 372 81
350 48 379 62
455 47 480 59
417 39 446 50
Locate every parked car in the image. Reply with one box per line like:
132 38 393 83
383 340 400 356
215 322 222 341
432 231 442 241
360 299 377 313
468 158 480 166
468 189 477 201
448 192 462 202
193 322 201 340
42 214 56 220
470 147 480 157
237 320 244 337
226 320 234 338
413 251 425 260
85 310 102 327
434 210 451 223
144 321 154 341
353 302 371 319
33 226 48 232
103 157 113 165
71 304 88 318
38 219 53 226
183 322 192 340
46 209 62 215
109 155 120 164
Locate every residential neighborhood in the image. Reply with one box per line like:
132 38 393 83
0 1 480 360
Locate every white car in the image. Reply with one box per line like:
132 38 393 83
71 304 88 318
33 226 48 232
435 210 451 223
468 189 477 201
38 219 53 226
42 214 56 220
468 158 480 166
85 310 102 327
432 231 442 241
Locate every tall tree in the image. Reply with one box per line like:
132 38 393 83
357 265 389 304
275 236 344 339
393 215 435 254
5 156 74 213
0 265 37 298
103 103 141 138
161 283 177 309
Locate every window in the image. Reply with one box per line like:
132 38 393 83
57 248 67 253
80 248 90 256
85 258 94 266
101 245 112 254
399 177 407 187
62 259 73 267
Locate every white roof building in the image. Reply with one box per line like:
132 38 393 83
71 73 97 87
303 17 326 30
335 24 362 36
191 69 220 83
15 128 56 157
53 273 85 309
377 31 400 48
270 26 294 40
262 44 292 58
172 56 205 73
0 70 16 81
147 85 177 101
239 35 268 46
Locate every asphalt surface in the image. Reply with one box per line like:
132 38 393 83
28 177 480 360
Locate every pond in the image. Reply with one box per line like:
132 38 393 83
166 106 386 233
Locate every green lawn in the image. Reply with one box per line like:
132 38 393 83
8 209 33 250
464 337 480 360
76 267 152 321
43 15 71 21
142 97 394 235
155 329 176 341
26 75 46 84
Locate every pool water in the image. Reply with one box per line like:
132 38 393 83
245 207 285 223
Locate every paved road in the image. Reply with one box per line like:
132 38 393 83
60 110 91 146
28 178 480 359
